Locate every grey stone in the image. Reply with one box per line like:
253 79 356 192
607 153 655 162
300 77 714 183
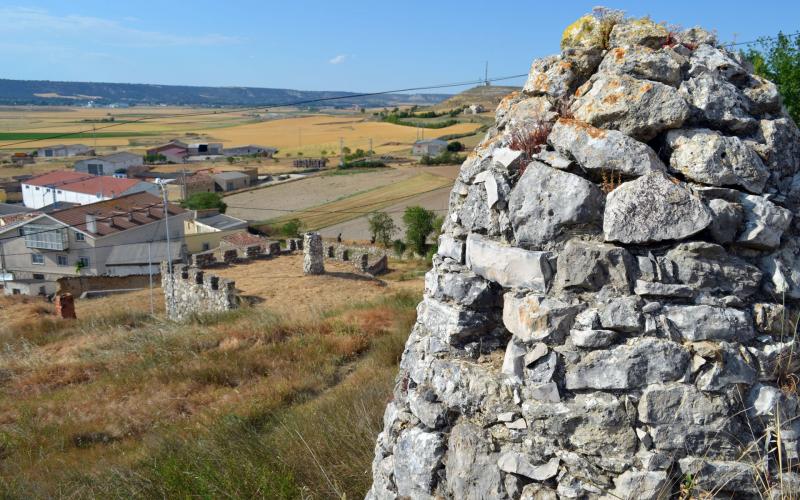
599 296 643 333
743 75 782 114
497 96 558 130
572 74 689 141
520 483 558 500
416 298 493 345
609 469 669 500
445 422 505 500
666 128 768 193
497 453 560 481
603 171 712 244
752 303 788 336
525 351 558 385
695 342 757 391
737 193 793 249
466 233 553 292
302 232 324 275
529 382 560 403
681 72 756 133
524 343 549 366
681 27 717 46
459 182 500 234
493 147 524 171
687 44 747 81
437 234 465 264
608 18 669 49
425 267 496 309
662 304 753 342
570 329 617 348
634 280 694 298
599 46 682 86
553 239 634 293
548 118 666 178
503 293 582 343
565 338 690 390
677 458 759 496
707 198 744 244
408 386 447 429
661 242 763 298
508 162 604 247
523 49 602 99
532 150 572 170
750 118 800 195
502 337 527 379
506 418 527 430
747 339 800 381
759 239 800 299
393 428 445 498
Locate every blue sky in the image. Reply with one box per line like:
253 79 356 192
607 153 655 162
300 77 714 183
0 1 797 93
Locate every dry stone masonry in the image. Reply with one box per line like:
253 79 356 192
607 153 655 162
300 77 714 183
369 12 800 500
303 232 325 275
325 242 389 276
161 262 238 321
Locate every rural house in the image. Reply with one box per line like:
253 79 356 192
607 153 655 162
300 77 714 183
183 208 249 253
36 144 94 158
0 192 191 295
146 140 189 163
212 171 250 192
22 171 160 209
74 151 146 176
223 145 278 157
186 143 224 161
411 139 447 156
10 152 34 166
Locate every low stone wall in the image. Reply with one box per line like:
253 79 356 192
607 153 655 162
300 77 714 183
191 240 285 269
161 262 238 321
57 274 156 296
324 242 388 276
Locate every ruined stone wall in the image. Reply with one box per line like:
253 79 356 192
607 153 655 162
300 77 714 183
161 262 238 321
369 14 800 500
303 232 325 275
325 242 388 275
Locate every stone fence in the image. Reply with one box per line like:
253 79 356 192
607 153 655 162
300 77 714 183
324 242 388 275
161 262 238 321
57 274 155 297
190 239 301 269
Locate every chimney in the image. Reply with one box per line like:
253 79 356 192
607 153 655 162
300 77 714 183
85 213 97 233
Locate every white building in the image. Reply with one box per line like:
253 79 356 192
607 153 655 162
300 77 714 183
412 139 448 156
74 152 145 176
22 171 160 209
36 144 94 158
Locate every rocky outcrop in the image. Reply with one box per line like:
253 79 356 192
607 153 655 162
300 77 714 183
369 12 800 500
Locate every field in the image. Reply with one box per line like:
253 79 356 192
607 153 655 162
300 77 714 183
0 254 430 498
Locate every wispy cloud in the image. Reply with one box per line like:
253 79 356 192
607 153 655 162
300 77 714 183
0 7 239 47
328 54 349 65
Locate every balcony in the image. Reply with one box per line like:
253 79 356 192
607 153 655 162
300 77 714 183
23 224 69 251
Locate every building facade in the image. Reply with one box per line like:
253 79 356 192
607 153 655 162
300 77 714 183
22 171 159 209
74 152 146 176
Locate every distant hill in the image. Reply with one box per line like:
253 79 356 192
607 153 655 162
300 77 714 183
0 79 450 108
436 85 520 111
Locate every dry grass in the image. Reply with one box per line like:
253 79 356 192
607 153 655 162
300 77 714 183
0 258 425 498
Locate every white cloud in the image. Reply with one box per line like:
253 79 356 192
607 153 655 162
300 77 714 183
329 54 348 65
0 7 239 47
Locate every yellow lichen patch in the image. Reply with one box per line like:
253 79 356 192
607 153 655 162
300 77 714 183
612 47 626 61
557 118 607 139
561 15 603 50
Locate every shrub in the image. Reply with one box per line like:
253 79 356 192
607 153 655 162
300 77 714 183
181 192 227 213
392 239 407 258
508 120 553 173
279 219 304 238
367 212 397 247
402 206 436 256
447 141 464 152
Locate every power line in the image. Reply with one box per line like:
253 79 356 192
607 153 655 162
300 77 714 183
721 30 800 48
0 73 527 151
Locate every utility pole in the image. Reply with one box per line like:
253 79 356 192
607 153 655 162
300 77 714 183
0 242 6 293
158 180 174 316
147 240 154 315
484 61 490 86
339 137 344 167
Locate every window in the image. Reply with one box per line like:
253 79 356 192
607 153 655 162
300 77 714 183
31 254 44 265
57 255 68 266
202 242 211 251
77 256 90 268
33 273 44 280
75 231 85 241
23 224 69 250
35 186 40 191
24 185 30 189
17 228 24 237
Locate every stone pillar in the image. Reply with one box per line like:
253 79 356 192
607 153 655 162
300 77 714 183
55 293 76 319
303 232 325 275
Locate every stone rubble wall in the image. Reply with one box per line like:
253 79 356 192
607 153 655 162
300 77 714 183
325 242 388 276
190 240 285 269
369 13 800 500
161 262 238 321
303 232 325 275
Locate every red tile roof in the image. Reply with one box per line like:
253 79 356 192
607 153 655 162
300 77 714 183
221 232 266 248
56 176 142 197
48 192 186 237
25 171 94 188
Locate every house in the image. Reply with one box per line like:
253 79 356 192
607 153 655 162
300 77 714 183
10 153 34 166
187 143 224 159
136 171 215 201
412 139 448 156
74 152 146 177
212 171 250 192
0 203 33 227
0 177 24 203
464 104 486 114
292 158 328 169
184 209 249 253
223 145 278 157
0 192 191 295
36 144 94 158
22 171 160 209
146 140 188 164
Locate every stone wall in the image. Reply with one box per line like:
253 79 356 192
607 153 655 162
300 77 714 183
325 242 388 276
369 14 800 500
303 232 325 275
57 274 156 297
161 262 238 321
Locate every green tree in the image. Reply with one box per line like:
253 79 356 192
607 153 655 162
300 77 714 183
744 32 800 122
447 141 464 152
392 239 407 258
181 192 227 213
367 212 397 246
402 206 437 256
279 219 304 238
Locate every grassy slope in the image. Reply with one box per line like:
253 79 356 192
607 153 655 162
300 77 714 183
0 261 427 499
